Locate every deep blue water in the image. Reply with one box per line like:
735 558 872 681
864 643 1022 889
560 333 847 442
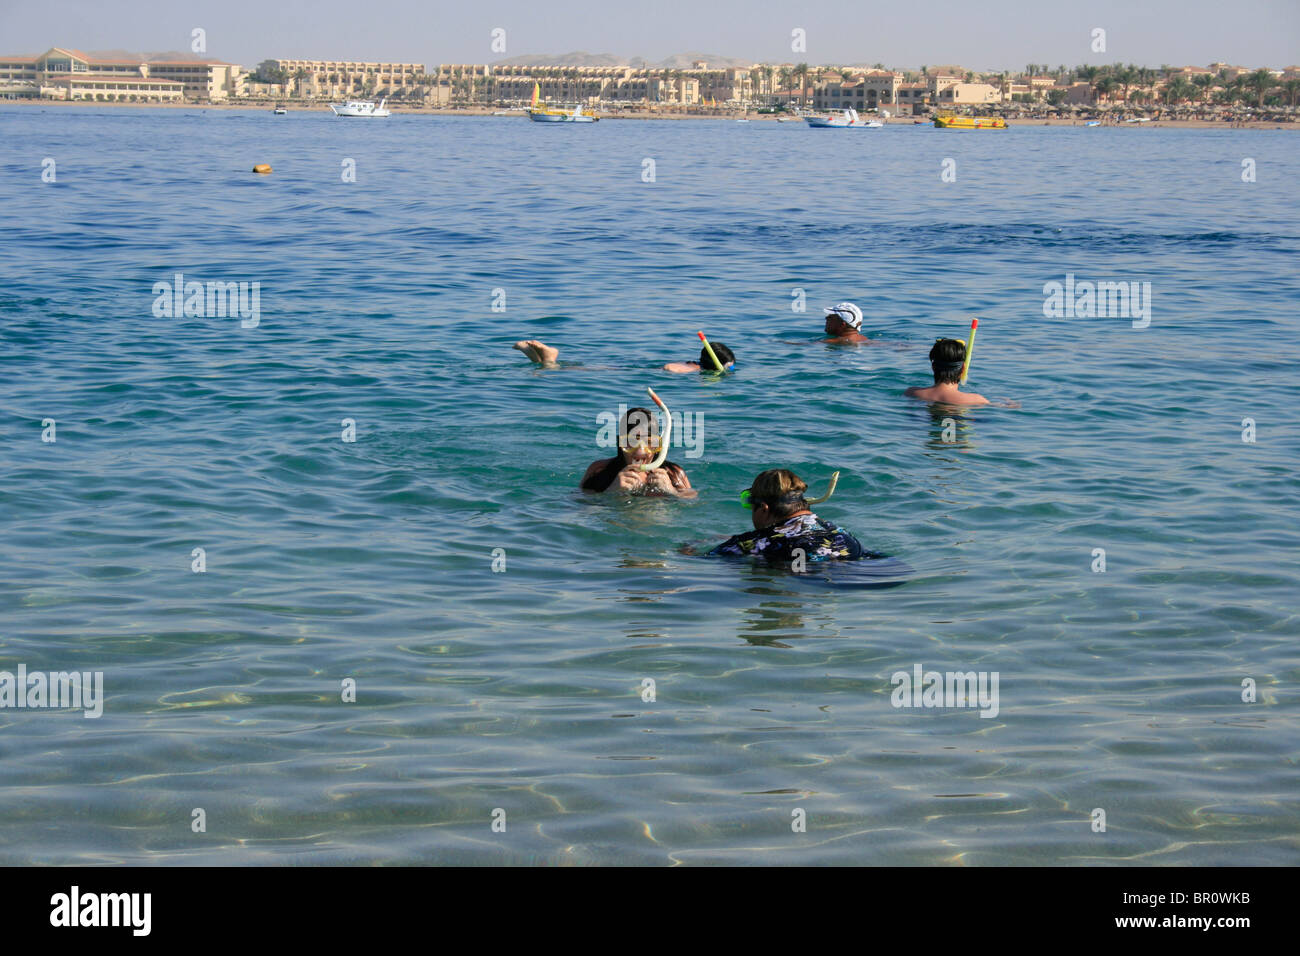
1 106 1298 864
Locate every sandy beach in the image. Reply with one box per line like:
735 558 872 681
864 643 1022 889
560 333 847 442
4 98 1293 129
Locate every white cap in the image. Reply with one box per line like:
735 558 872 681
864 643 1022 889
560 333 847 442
824 301 863 329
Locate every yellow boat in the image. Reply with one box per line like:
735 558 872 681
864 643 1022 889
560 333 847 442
526 82 598 123
934 114 1007 130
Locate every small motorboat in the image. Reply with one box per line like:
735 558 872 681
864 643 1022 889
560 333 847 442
329 98 390 118
805 108 880 128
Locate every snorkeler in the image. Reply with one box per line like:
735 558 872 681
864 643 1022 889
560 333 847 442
904 338 989 406
580 405 694 497
708 469 866 562
662 340 735 373
823 302 870 344
513 339 735 373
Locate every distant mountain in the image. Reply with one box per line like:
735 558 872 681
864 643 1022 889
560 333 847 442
87 49 218 63
491 50 755 69
655 51 755 69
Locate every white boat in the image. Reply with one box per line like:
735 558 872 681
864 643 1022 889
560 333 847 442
272 107 287 115
330 98 390 118
804 108 881 128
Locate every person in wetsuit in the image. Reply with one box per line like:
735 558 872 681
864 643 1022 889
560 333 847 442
580 405 693 497
709 468 867 561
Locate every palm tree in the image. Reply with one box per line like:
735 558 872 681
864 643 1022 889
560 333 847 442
1093 76 1115 105
1163 77 1192 106
1114 65 1137 104
1191 73 1214 108
795 62 809 107
1245 68 1276 108
1282 78 1300 108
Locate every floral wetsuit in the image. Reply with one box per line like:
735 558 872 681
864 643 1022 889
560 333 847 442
708 513 868 562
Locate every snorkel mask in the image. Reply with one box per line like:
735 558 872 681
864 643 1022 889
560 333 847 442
740 472 841 509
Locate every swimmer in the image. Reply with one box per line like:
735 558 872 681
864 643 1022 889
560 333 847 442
513 340 561 366
905 339 990 406
708 469 867 562
663 341 735 374
823 301 870 344
513 339 735 373
580 405 694 497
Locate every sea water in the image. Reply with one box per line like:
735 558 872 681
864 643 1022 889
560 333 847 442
1 107 1297 864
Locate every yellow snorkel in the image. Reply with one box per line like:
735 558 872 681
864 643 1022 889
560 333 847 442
697 331 727 372
960 317 978 384
806 471 840 504
640 387 672 471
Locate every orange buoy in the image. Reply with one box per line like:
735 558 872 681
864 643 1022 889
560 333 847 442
252 164 272 174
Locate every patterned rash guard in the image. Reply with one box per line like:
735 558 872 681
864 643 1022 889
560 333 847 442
708 513 869 562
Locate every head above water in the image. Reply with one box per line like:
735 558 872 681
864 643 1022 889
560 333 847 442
619 406 662 463
744 468 810 527
700 341 735 370
930 338 967 384
824 301 863 336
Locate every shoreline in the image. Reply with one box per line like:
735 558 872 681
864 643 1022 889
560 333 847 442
3 99 1293 129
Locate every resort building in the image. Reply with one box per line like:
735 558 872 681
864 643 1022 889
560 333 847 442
0 48 242 101
935 81 1003 105
430 62 770 108
266 58 426 99
811 71 904 111
895 82 931 111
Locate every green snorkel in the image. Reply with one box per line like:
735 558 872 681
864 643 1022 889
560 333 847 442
960 318 978 384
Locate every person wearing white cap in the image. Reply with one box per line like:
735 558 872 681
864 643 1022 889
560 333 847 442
823 302 870 344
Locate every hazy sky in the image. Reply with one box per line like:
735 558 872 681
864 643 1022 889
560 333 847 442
2 0 1297 71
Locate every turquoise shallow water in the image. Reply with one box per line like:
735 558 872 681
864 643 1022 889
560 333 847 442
1 106 1298 865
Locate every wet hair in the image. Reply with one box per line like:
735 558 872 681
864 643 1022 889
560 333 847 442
929 339 967 384
699 342 735 369
748 468 809 521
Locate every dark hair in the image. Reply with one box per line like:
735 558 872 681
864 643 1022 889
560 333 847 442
619 406 659 452
749 468 809 521
929 339 966 384
699 342 735 369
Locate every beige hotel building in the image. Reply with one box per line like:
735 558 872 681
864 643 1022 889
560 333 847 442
0 47 243 101
265 59 426 98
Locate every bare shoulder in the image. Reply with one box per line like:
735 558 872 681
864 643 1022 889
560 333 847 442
663 362 698 374
580 458 613 489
